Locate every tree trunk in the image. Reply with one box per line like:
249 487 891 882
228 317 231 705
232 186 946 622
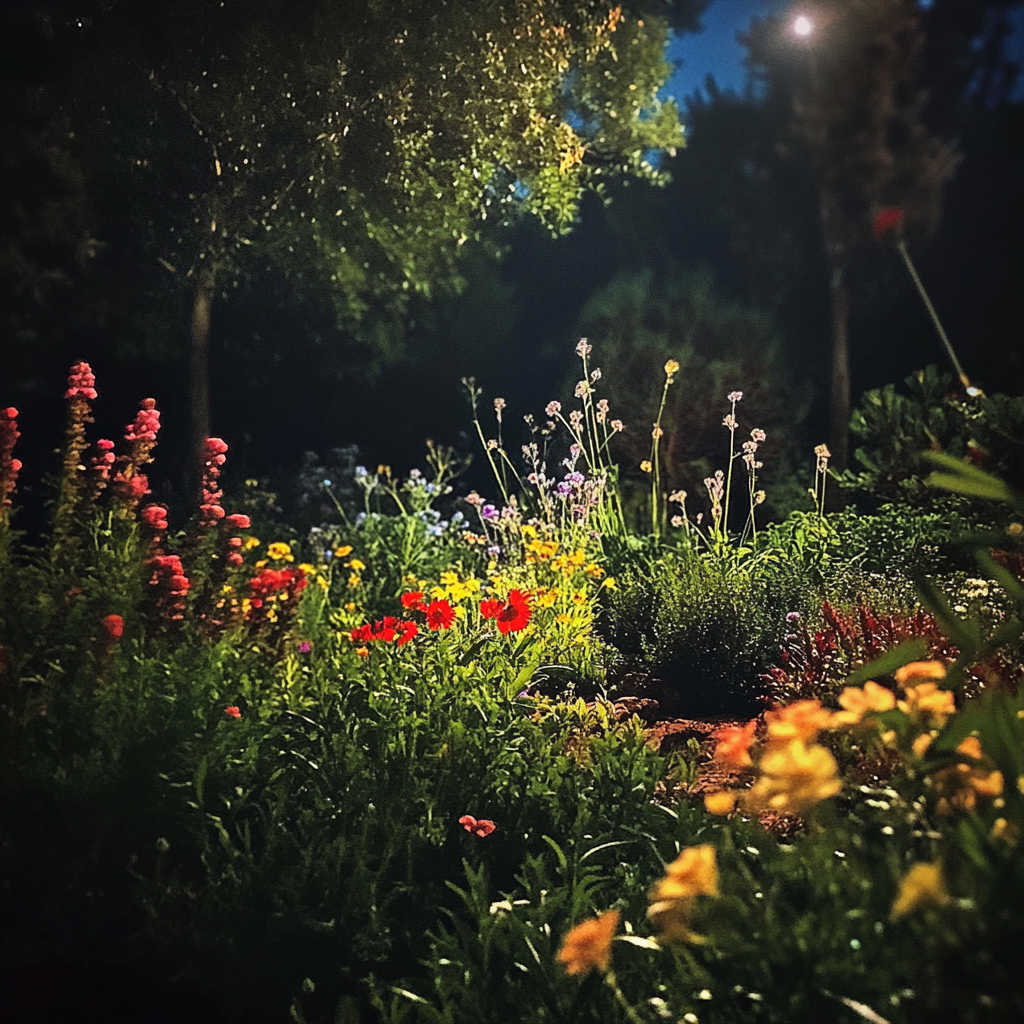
828 265 850 472
186 267 214 500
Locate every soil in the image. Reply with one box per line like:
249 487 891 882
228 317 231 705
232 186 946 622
602 673 806 840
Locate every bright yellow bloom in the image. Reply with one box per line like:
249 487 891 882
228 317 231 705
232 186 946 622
704 791 738 816
267 542 293 562
556 613 572 625
298 563 315 574
571 591 588 606
640 460 653 473
602 577 616 589
746 740 841 814
831 681 897 726
525 539 560 562
894 660 947 687
536 589 558 609
556 909 619 976
648 846 718 943
891 862 950 920
584 562 605 578
766 699 834 743
664 358 680 378
243 536 261 551
912 732 935 756
898 682 955 727
346 559 366 572
348 573 361 588
344 602 357 612
334 545 353 558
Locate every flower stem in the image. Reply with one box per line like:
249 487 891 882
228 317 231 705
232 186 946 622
897 241 976 394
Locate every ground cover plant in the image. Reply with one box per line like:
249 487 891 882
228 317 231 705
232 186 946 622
1 354 1023 1024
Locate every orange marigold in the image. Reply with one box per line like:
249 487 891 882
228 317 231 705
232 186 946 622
766 699 834 743
713 720 757 768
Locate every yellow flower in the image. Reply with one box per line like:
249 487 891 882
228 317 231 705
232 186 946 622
298 563 315 574
584 562 605 578
664 358 680 378
765 700 834 743
346 559 367 572
348 573 361 588
602 577 616 589
640 460 653 473
254 559 268 569
933 735 1004 814
243 536 261 551
745 740 841 814
891 862 950 920
648 845 718 943
556 909 619 976
651 845 719 902
831 681 897 726
344 602 357 612
571 591 588 606
536 589 558 609
556 613 572 625
334 545 353 558
898 682 956 727
894 660 947 687
912 732 935 757
704 791 738 816
267 542 293 562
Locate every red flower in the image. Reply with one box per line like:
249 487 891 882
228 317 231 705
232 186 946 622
873 207 905 242
64 361 98 400
401 590 425 610
141 504 169 531
425 599 456 631
350 623 373 643
100 613 124 642
479 598 504 620
396 620 419 646
225 513 250 529
227 552 244 567
224 705 241 719
459 815 496 838
495 590 531 635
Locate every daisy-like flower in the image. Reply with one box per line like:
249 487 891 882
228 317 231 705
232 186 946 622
556 909 619 976
765 699 834 743
495 590 531 635
224 705 241 719
831 681 897 726
745 740 841 814
648 845 718 942
425 599 456 630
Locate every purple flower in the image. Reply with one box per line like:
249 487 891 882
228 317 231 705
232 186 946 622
298 641 312 654
785 611 801 622
481 504 499 521
486 545 501 557
556 482 572 498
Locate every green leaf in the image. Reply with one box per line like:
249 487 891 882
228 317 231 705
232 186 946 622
845 639 930 686
922 451 1016 503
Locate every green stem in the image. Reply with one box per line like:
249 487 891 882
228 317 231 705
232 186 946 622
898 241 975 393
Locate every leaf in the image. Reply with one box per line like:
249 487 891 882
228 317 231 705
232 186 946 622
845 638 930 686
541 834 569 874
922 451 1016 504
615 934 661 950
580 839 635 862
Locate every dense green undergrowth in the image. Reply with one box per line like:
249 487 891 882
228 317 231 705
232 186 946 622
1 362 1023 1023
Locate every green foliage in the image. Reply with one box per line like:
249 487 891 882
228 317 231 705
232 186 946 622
841 365 1024 504
600 550 806 715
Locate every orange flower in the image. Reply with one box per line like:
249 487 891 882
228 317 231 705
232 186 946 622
933 735 1005 814
897 681 955 727
745 740 841 814
894 660 946 687
766 699 833 743
831 681 896 726
713 720 757 768
704 790 738 816
556 909 619 976
648 845 718 942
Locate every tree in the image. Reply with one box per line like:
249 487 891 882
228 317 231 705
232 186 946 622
742 1 959 469
59 0 687 490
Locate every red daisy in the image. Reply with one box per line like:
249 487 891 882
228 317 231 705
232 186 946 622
425 599 456 631
401 591 426 610
479 598 504 619
496 590 531 635
396 620 419 646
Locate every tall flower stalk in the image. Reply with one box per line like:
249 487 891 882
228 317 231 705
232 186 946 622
646 359 678 540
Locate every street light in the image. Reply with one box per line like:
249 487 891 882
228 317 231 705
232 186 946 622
793 14 813 37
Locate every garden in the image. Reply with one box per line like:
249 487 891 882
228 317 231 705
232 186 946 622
1 339 1022 1024
2 2 1023 1023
